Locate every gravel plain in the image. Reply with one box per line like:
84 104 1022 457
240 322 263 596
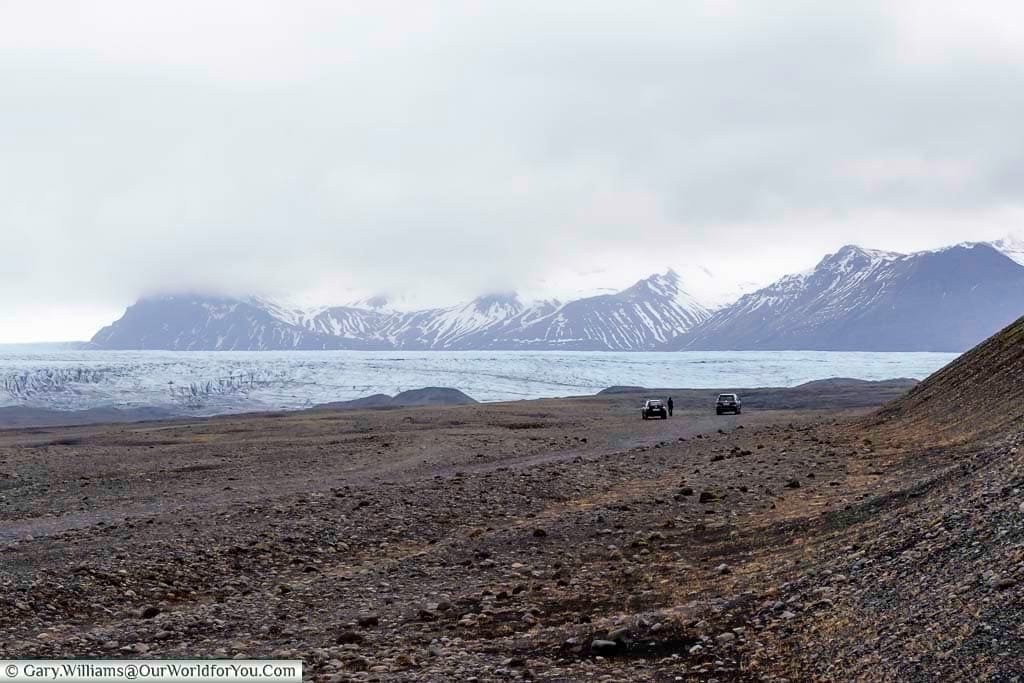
1 378 1021 680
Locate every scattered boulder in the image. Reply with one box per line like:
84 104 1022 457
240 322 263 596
607 627 630 643
715 632 737 646
337 631 364 644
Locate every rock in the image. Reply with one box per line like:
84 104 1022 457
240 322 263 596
784 479 801 489
679 487 694 496
395 653 418 668
607 627 630 643
699 490 717 503
336 630 364 644
357 614 380 627
715 632 736 645
716 563 732 575
591 639 618 653
532 528 547 538
689 644 704 655
140 606 160 619
992 577 1017 590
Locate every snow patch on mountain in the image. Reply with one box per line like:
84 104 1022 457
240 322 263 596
93 269 714 352
496 270 711 350
988 234 1024 266
676 242 1024 351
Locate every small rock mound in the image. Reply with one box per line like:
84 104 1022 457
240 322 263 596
317 387 477 412
391 387 477 407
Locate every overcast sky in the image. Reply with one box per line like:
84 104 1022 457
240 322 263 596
2 1 1023 342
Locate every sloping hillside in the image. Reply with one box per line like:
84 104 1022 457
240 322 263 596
874 314 1024 442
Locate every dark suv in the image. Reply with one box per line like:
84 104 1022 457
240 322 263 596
641 399 668 420
716 393 742 415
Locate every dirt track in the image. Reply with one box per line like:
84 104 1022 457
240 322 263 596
0 385 1018 680
0 407 731 543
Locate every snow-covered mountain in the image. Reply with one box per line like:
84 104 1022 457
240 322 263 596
492 271 710 350
91 272 710 351
987 234 1024 266
91 239 1024 353
671 242 1024 351
91 296 389 351
381 294 534 349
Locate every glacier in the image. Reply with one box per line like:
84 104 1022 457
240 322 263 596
0 349 958 417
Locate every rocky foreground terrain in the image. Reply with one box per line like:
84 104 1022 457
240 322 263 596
2 320 1023 680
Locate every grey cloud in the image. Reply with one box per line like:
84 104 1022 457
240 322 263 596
1 1 1023 341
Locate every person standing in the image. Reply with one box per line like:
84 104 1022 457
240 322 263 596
667 396 674 417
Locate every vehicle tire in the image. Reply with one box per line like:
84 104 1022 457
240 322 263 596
716 409 722 415
737 408 742 414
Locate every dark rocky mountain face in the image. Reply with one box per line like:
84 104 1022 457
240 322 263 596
673 244 1024 352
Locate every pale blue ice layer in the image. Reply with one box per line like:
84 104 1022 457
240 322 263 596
0 349 958 415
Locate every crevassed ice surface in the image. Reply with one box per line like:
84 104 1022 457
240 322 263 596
0 349 958 415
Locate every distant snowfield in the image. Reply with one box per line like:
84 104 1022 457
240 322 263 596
0 349 958 416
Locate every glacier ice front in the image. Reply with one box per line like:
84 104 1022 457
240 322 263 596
0 349 958 417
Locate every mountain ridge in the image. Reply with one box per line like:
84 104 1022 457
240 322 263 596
91 270 709 351
90 236 1024 352
671 241 1024 352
